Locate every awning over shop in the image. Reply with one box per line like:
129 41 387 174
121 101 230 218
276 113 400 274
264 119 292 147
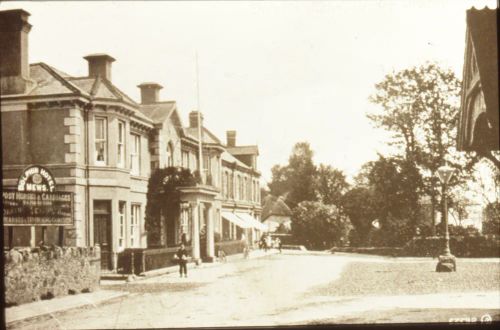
222 212 251 229
236 213 268 232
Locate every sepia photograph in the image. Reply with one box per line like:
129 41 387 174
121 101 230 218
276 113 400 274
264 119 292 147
1 0 499 328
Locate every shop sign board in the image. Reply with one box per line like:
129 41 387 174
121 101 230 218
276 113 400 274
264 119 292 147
17 165 56 192
2 190 73 226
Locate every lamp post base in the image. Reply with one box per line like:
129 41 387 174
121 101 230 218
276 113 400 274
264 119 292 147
436 255 456 272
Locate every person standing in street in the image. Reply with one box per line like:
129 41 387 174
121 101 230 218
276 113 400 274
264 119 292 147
175 243 189 278
276 237 282 253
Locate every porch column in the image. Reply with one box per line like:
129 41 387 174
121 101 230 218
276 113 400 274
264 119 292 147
190 202 201 262
206 203 215 262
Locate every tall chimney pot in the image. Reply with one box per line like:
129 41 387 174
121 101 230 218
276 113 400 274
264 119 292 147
137 82 163 104
189 111 204 128
0 9 33 95
227 130 236 147
83 53 115 81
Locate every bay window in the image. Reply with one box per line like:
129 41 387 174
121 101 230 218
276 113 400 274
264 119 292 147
117 121 125 168
130 133 141 175
118 201 126 249
95 117 107 165
130 204 141 247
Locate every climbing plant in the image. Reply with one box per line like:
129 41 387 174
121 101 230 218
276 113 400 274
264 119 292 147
145 167 197 247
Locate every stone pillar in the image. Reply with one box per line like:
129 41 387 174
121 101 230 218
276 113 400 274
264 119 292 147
206 204 215 262
191 202 201 262
30 226 36 247
112 253 118 272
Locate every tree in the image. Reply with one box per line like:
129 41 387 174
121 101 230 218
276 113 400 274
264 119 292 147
362 156 423 246
314 164 349 207
268 142 317 209
483 202 500 235
291 201 352 250
473 161 500 234
369 63 476 234
342 187 378 246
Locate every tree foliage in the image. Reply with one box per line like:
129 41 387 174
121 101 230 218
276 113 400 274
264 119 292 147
483 202 500 235
145 167 196 247
268 142 317 208
342 187 378 246
368 63 477 231
314 164 349 207
351 155 424 246
291 201 352 250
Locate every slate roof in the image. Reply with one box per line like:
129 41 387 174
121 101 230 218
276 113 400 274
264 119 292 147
138 101 177 123
226 145 259 156
221 151 251 169
261 195 292 220
22 63 154 124
466 7 498 125
28 63 82 96
183 127 222 145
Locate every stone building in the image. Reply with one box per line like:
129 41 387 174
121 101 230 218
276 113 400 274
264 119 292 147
1 9 264 271
457 7 499 167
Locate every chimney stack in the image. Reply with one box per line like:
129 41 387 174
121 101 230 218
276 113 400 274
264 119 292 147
226 130 236 147
83 53 115 81
0 9 33 95
189 111 204 128
137 82 163 104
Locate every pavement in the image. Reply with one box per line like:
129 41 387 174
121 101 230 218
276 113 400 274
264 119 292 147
5 248 278 325
5 290 128 325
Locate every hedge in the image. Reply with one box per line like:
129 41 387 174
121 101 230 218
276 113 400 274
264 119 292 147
215 240 245 256
330 246 402 256
402 235 500 258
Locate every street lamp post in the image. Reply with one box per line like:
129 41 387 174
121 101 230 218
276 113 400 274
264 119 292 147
436 165 456 272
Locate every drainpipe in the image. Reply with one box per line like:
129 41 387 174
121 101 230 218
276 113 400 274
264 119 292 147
84 102 92 247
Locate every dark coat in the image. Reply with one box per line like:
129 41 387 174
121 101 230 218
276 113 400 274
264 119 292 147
176 247 188 262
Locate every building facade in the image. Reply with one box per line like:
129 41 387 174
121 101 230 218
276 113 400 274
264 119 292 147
457 7 499 165
1 9 264 271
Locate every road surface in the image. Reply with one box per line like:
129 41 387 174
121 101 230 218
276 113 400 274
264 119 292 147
8 252 499 328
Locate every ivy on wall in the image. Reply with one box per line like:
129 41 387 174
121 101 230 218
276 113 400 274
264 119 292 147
145 167 197 247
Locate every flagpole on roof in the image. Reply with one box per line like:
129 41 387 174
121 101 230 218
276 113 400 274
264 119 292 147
195 51 203 182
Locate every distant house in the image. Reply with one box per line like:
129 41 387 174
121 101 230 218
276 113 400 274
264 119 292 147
457 7 499 169
262 195 292 232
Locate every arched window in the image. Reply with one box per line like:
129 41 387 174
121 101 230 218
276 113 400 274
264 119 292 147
236 175 241 200
222 172 228 198
468 90 486 144
243 177 246 200
166 142 174 167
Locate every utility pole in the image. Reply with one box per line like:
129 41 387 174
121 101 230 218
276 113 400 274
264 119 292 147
195 51 204 182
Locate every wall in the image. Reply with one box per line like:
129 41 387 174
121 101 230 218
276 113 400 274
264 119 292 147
4 246 100 306
1 105 68 166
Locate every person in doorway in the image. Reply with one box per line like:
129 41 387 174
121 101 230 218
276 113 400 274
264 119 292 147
175 243 189 278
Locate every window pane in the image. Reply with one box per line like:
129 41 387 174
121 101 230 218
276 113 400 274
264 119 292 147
95 119 104 139
118 122 124 143
96 141 105 162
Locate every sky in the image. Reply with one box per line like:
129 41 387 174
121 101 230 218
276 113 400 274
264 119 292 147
1 0 496 185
